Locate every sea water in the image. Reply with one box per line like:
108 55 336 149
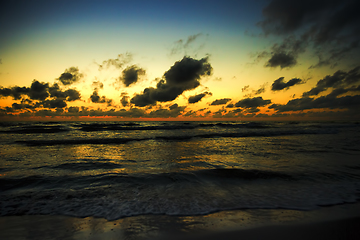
0 121 360 220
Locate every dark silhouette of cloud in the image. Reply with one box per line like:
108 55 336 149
226 103 235 108
261 36 307 69
210 98 231 106
235 97 272 108
120 95 130 107
49 83 81 101
28 80 49 100
68 106 80 113
270 94 360 112
131 56 212 107
258 0 360 68
303 66 360 96
42 99 67 109
90 90 112 106
57 67 83 85
271 77 303 91
119 65 146 87
0 86 30 100
188 91 211 104
266 52 297 69
148 104 186 118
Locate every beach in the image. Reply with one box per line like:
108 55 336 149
1 203 360 240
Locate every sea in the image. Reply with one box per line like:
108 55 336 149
1 120 360 221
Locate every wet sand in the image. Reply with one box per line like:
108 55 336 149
1 203 360 240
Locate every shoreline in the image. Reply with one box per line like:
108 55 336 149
1 202 360 240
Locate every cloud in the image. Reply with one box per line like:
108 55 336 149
28 80 49 100
120 95 130 107
258 0 360 68
242 85 250 92
97 53 132 70
226 103 235 108
188 91 211 104
148 104 186 118
131 56 212 107
49 83 81 101
171 33 204 55
42 99 67 109
266 52 296 69
119 65 146 87
270 94 360 112
0 86 30 100
271 77 304 91
210 98 231 106
68 106 80 113
262 36 307 69
244 83 267 97
90 90 113 106
57 67 83 85
302 66 360 96
235 96 272 108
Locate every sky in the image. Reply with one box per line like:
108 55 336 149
1 0 360 121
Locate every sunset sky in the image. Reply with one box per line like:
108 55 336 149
1 0 359 121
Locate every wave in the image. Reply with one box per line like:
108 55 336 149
0 125 69 134
1 168 359 219
15 127 337 146
0 168 292 191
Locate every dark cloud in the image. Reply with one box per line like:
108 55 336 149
120 95 130 107
270 94 360 112
65 89 81 101
11 100 37 110
42 99 67 109
258 0 360 68
119 65 146 87
245 107 260 113
148 104 186 118
235 97 272 108
98 53 132 70
49 83 81 101
131 56 212 107
130 88 157 107
57 67 83 85
68 106 80 113
226 103 235 108
271 77 303 91
266 52 297 69
210 98 231 106
0 86 30 100
90 90 113 106
253 84 266 95
188 91 211 104
29 80 49 100
302 66 360 96
263 36 307 69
